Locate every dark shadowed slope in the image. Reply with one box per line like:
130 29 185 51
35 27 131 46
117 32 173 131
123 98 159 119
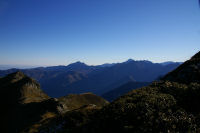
0 72 108 133
163 51 200 84
42 51 200 133
77 51 200 133
0 71 49 104
102 81 150 101
39 71 88 97
0 71 57 132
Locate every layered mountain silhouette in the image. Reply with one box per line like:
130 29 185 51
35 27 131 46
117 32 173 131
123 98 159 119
0 72 108 133
1 52 199 133
36 51 200 133
0 60 180 97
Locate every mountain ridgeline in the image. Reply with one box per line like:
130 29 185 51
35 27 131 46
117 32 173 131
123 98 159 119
0 52 199 132
36 51 200 133
0 60 181 98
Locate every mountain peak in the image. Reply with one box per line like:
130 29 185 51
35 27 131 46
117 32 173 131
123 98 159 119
126 59 135 62
68 61 87 67
65 61 90 72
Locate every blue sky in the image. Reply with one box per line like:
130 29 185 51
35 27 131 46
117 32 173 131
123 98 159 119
0 0 200 66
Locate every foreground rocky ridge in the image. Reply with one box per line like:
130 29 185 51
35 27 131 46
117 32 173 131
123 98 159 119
0 72 108 133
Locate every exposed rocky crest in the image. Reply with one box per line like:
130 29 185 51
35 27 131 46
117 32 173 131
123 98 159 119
0 71 61 132
0 71 49 104
0 71 108 133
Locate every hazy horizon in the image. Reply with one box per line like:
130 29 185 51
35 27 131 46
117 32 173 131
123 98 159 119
0 59 184 70
0 0 200 66
0 55 191 67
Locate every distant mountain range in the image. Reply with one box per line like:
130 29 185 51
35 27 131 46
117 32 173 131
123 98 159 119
0 60 181 98
0 65 41 70
0 52 199 133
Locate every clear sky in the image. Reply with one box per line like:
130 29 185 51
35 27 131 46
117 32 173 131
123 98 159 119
0 0 200 66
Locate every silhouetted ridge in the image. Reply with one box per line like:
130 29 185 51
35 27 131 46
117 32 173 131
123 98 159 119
67 61 88 68
191 51 200 59
0 60 181 97
163 51 200 84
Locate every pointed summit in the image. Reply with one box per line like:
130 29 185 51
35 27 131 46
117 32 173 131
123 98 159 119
125 59 135 63
66 61 91 72
68 61 87 67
